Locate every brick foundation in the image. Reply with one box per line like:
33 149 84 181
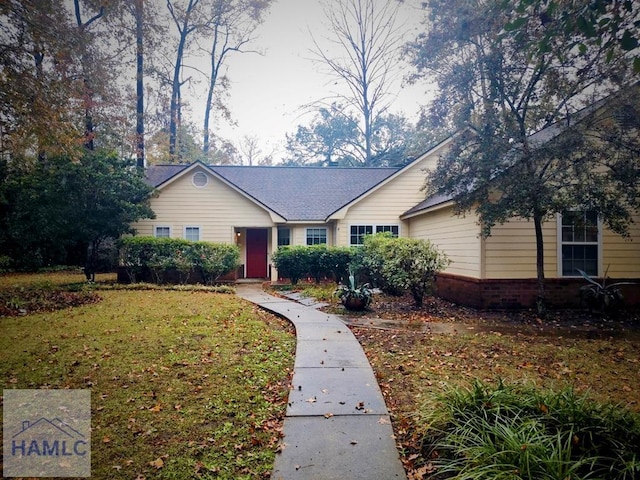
435 273 640 310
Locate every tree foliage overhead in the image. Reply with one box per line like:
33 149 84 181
1 0 82 158
406 0 640 314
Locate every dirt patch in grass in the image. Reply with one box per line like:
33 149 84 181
0 271 116 316
0 287 102 316
1 282 295 479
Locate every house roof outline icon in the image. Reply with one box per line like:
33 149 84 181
12 417 86 440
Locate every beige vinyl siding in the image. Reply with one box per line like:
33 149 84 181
335 153 439 246
484 217 557 279
408 206 482 278
601 213 640 278
132 167 274 243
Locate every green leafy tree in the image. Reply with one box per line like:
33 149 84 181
509 0 640 72
406 0 640 315
285 105 418 166
0 151 155 272
284 105 361 166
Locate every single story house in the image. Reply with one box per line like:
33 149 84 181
132 133 640 309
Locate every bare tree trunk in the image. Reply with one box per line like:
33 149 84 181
312 0 402 167
169 35 186 158
203 0 266 157
167 0 199 160
135 0 145 168
202 24 221 156
34 49 46 161
73 0 104 151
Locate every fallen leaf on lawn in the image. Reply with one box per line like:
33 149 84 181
408 463 436 479
149 458 164 469
112 465 121 471
102 435 111 443
149 404 162 412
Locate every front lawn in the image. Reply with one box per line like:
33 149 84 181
0 272 295 479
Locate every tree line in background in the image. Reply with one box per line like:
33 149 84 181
0 0 276 166
1 0 638 168
0 0 439 167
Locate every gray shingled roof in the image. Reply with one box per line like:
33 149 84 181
401 192 453 217
145 163 399 221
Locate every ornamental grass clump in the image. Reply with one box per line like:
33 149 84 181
417 380 640 480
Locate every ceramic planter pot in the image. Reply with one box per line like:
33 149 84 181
342 296 368 311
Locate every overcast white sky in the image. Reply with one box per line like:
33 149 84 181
189 0 434 160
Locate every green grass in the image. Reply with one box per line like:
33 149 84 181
298 283 337 302
1 273 296 479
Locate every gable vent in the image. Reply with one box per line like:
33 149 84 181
192 171 208 187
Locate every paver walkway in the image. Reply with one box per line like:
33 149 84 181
236 285 407 480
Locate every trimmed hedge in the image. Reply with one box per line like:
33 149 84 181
271 236 448 305
272 245 354 285
117 236 239 285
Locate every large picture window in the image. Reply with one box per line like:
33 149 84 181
350 224 399 245
306 228 327 245
560 211 599 276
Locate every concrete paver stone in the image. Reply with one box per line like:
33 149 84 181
236 285 407 480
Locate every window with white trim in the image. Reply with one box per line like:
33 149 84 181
350 224 399 245
277 228 290 247
306 228 327 245
560 210 599 276
184 226 200 242
154 226 171 238
350 225 373 245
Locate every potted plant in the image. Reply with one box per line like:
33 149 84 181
578 267 636 314
335 271 372 311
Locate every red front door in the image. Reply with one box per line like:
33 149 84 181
246 229 268 278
